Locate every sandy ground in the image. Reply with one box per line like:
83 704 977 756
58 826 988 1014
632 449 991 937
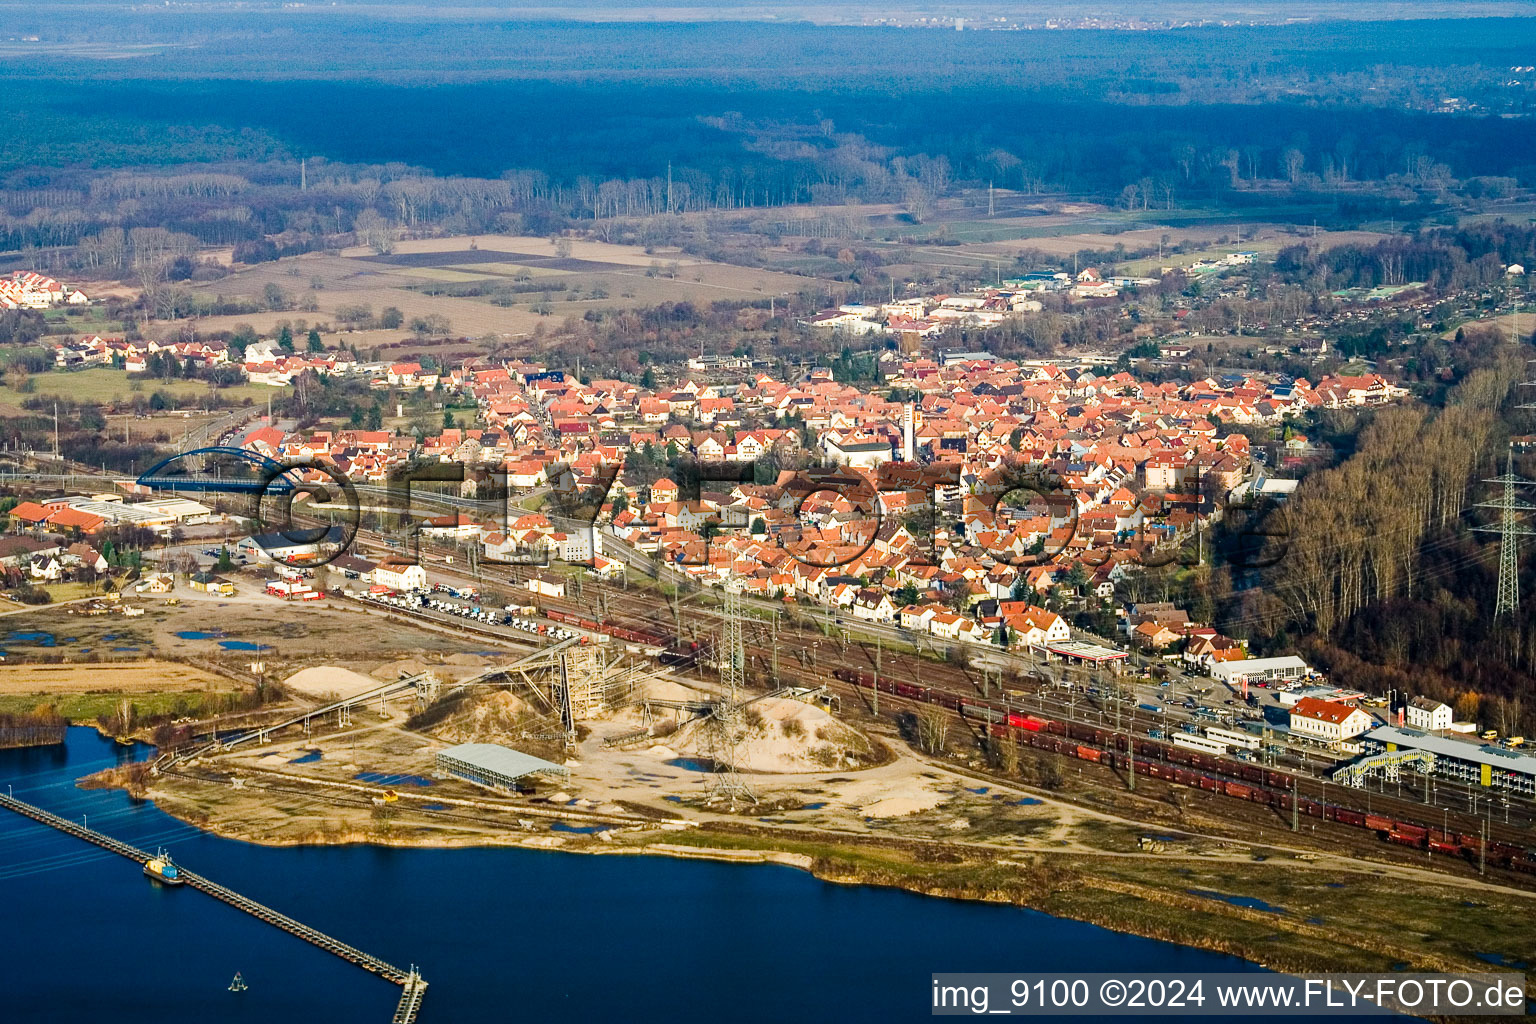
283 665 385 700
666 694 872 773
0 660 232 694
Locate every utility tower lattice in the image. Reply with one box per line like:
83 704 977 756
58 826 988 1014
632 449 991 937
720 588 745 705
706 589 755 806
1474 447 1536 617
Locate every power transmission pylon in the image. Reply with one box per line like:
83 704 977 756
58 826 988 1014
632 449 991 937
720 588 744 705
1474 447 1536 618
707 588 754 806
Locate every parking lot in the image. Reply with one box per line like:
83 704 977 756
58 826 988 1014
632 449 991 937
348 583 586 643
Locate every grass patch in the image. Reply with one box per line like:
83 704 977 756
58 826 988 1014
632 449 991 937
514 492 548 511
36 582 103 603
0 689 232 721
0 368 269 408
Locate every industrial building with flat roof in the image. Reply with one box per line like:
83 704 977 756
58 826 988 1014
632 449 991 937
1210 655 1311 685
434 743 568 791
1365 726 1536 796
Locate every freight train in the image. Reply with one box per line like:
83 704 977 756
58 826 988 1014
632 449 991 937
543 607 673 647
830 668 1536 874
543 606 700 665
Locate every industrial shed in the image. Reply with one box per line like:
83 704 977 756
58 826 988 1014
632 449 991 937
1210 655 1311 685
1366 727 1536 796
434 743 568 790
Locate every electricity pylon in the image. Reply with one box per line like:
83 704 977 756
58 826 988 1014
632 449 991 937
1475 447 1536 617
707 588 754 806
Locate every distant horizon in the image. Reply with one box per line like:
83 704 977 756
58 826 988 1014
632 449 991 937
7 0 1536 28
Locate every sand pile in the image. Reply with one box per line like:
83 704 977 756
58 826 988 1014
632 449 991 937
429 690 536 744
667 696 871 773
371 657 431 681
637 677 711 703
859 793 945 818
369 656 500 683
284 665 384 700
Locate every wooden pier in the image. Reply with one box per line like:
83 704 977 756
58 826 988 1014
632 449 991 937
0 792 427 1021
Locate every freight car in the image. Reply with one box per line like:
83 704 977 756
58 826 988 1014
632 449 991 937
543 607 675 648
820 658 1536 870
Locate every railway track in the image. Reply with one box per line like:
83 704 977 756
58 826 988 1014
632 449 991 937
326 529 1536 870
475 572 1536 852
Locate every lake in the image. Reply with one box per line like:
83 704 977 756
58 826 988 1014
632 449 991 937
0 730 1261 1022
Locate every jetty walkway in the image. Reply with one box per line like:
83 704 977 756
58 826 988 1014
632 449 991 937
0 792 427 1021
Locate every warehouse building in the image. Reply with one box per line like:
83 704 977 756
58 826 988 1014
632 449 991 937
1210 655 1311 686
1365 726 1536 796
434 742 568 791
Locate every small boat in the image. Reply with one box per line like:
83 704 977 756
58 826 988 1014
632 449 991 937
143 848 184 886
229 972 247 993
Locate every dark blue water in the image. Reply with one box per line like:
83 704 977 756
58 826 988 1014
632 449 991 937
352 772 433 787
1187 889 1287 915
3 630 57 646
0 731 1262 1023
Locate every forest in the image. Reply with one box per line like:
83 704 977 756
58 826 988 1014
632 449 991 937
0 706 67 749
1206 327 1536 732
2 15 1536 271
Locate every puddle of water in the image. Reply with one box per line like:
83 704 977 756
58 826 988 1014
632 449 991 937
289 750 322 764
550 822 609 835
664 757 714 772
801 802 827 810
1186 889 1286 914
1012 797 1043 806
353 771 434 787
174 630 225 640
966 786 989 794
218 640 272 651
1475 952 1530 968
4 630 56 646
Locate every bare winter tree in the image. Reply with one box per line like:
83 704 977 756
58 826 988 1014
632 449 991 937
915 705 949 755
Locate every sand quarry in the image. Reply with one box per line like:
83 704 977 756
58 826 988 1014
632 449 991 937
273 662 979 831
662 695 873 774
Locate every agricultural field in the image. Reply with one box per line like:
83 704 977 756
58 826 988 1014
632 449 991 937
0 659 242 719
0 367 268 416
178 233 809 347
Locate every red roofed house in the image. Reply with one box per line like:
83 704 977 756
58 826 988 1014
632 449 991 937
42 506 107 535
7 502 53 529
